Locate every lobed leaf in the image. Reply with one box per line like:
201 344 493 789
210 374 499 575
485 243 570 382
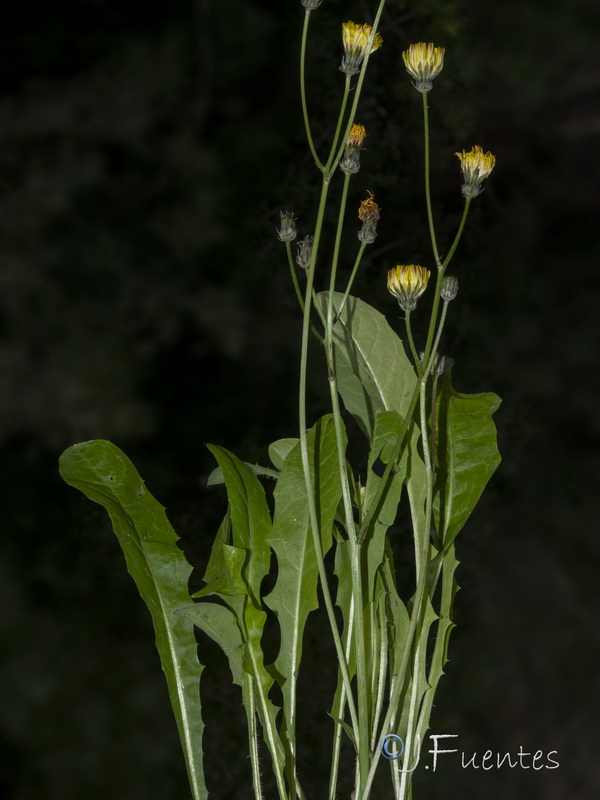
59 440 207 800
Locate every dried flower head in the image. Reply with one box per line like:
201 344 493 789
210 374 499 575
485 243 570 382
341 22 383 76
358 192 380 222
402 43 445 92
358 192 380 243
296 235 314 271
277 211 297 243
340 124 367 174
387 264 431 312
454 146 496 198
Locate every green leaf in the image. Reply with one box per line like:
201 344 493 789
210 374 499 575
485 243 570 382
207 462 278 487
59 440 207 800
265 415 342 745
318 292 417 439
363 411 407 599
180 603 244 687
380 541 410 681
433 377 502 546
193 542 247 599
206 445 272 605
203 447 285 777
268 438 299 471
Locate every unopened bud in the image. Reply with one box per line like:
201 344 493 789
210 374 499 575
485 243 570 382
301 0 324 9
296 235 314 270
277 211 297 243
441 275 458 301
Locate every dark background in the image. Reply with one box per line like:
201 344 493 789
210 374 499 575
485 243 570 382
1 0 599 798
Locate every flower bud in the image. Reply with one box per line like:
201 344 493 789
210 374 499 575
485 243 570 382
387 264 431 312
277 211 297 243
454 146 496 199
296 235 314 270
340 22 383 76
402 43 445 92
340 124 367 175
441 275 458 301
357 192 380 244
300 0 324 9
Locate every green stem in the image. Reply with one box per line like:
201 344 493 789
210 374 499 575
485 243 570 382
336 241 367 321
325 76 351 174
360 380 434 800
423 300 449 382
370 593 388 752
300 10 324 171
324 171 370 791
442 196 471 269
422 91 441 268
243 674 263 800
298 176 360 751
285 241 323 343
404 312 422 376
328 596 356 800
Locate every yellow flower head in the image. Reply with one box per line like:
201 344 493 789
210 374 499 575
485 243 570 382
402 43 445 92
341 22 383 76
454 146 496 198
346 124 367 150
358 191 380 222
387 264 431 312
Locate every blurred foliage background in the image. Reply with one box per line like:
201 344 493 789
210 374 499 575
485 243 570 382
1 0 599 798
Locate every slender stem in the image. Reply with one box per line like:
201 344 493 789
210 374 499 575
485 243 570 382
430 372 439 470
246 633 288 799
328 172 352 299
404 312 422 376
324 171 370 791
442 196 471 268
285 241 323 343
243 675 264 800
370 594 388 752
336 241 367 321
357 385 419 544
298 176 360 749
423 300 449 382
421 268 445 372
300 10 324 171
422 91 441 268
359 382 433 800
398 382 435 800
325 76 351 174
328 596 356 800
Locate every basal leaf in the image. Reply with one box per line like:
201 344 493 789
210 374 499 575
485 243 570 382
206 445 272 605
265 415 342 746
207 462 278 487
180 603 244 687
59 440 207 800
433 377 501 546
